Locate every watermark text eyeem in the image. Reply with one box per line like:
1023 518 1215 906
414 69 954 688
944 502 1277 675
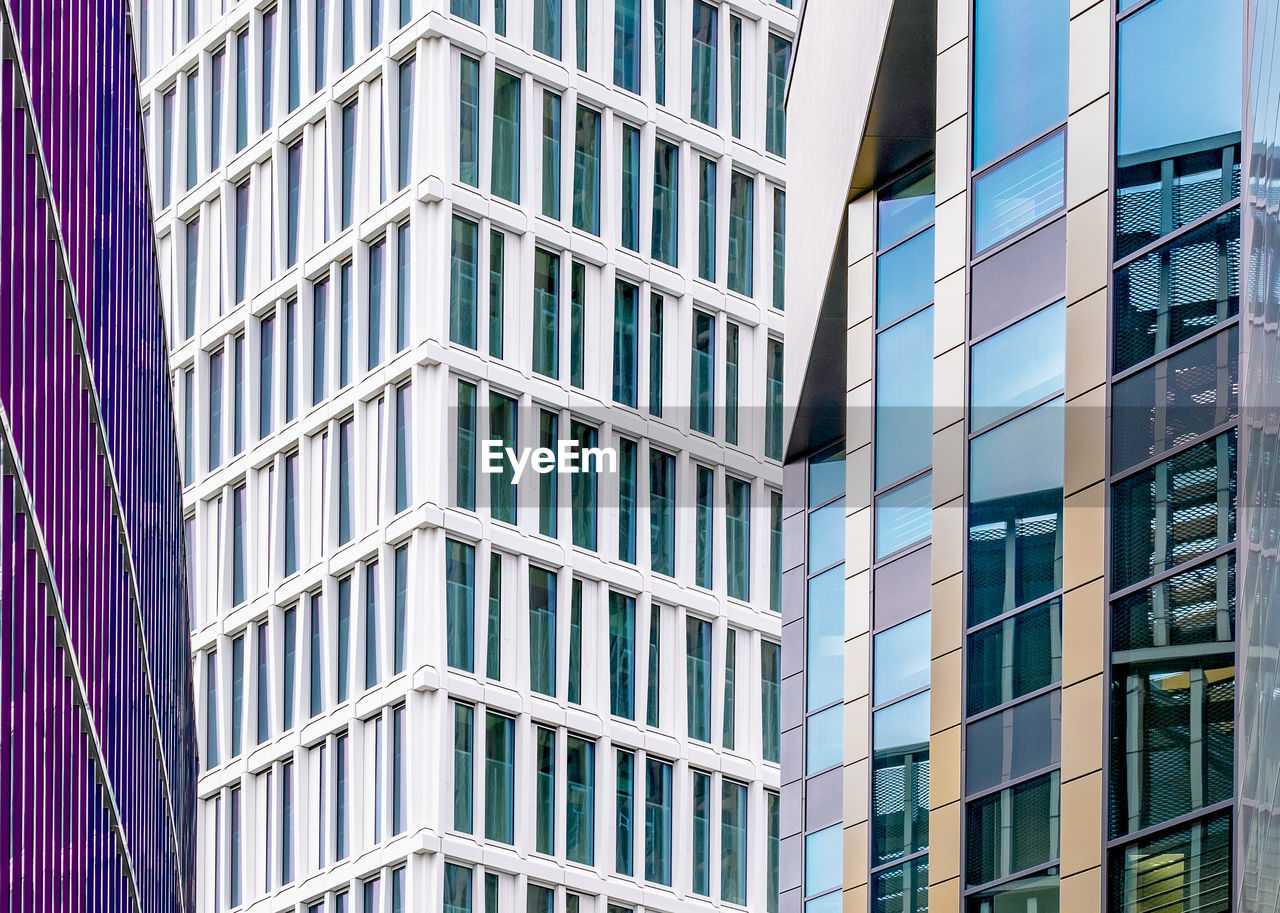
481 439 617 483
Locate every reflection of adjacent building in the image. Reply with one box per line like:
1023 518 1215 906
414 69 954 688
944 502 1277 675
782 0 1260 910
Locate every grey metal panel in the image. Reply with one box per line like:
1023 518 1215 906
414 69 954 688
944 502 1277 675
782 720 805 785
782 781 804 839
873 544 932 629
783 512 807 572
970 216 1067 340
780 886 803 913
782 619 805 680
783 565 806 625
805 767 845 832
784 459 807 518
782 669 805 733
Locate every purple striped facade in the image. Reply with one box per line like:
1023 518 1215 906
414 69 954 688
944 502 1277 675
0 2 198 913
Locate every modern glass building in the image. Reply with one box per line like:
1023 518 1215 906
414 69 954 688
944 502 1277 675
136 0 792 910
782 0 1275 911
0 1 199 911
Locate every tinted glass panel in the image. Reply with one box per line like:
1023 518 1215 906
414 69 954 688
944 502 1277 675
806 705 843 774
876 307 933 486
965 771 1060 887
876 474 932 560
967 598 1062 716
805 824 842 897
876 229 935 328
807 566 844 710
871 857 929 913
809 443 845 507
1109 810 1229 913
872 692 930 866
965 870 1060 913
874 614 930 705
808 499 845 572
966 690 1061 794
878 168 935 249
970 301 1065 430
974 133 1065 252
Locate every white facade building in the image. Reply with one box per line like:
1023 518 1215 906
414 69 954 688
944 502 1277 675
136 0 793 910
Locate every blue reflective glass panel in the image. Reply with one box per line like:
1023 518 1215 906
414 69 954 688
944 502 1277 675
875 306 933 487
806 705 843 774
974 132 1065 252
807 566 844 710
874 613 931 705
973 0 1068 169
809 443 845 507
878 168 935 249
970 300 1065 430
876 228 935 328
805 824 843 896
876 474 931 560
808 499 845 573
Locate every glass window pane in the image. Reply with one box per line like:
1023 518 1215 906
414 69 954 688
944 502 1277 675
973 132 1065 252
492 70 521 202
970 300 1065 430
876 228 935 328
872 692 929 865
965 771 1060 887
808 498 845 572
967 598 1062 716
966 690 1061 794
573 105 601 233
691 0 717 126
878 168 935 249
876 474 931 560
1110 810 1229 913
806 704 843 774
875 306 933 486
809 442 845 507
872 856 929 913
967 869 1060 913
807 566 844 710
874 614 930 704
805 823 842 897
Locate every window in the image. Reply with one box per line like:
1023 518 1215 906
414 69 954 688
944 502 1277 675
726 476 750 599
230 635 245 756
495 0 506 33
621 124 641 250
616 750 634 875
486 554 502 678
689 311 716 435
282 606 297 730
336 576 352 702
729 16 741 138
394 545 408 673
728 171 754 296
310 592 324 716
459 55 480 186
651 139 678 265
488 229 504 358
695 465 714 588
484 712 514 842
614 0 639 91
876 307 934 486
973 130 1065 252
692 770 711 895
339 101 358 229
288 0 301 110
570 263 586 388
766 34 790 155
204 651 219 768
450 216 479 348
573 106 601 233
398 58 414 188
444 863 472 913
808 564 844 710
335 731 350 859
364 561 379 689
805 824 842 909
698 157 716 281
649 294 663 416
609 592 635 718
966 771 1060 887
446 539 475 672
260 315 276 437
529 566 557 696
618 438 637 564
569 579 584 703
575 0 587 69
722 628 736 748
230 786 242 906
567 735 595 864
646 605 661 727
286 141 302 268
721 780 747 904
538 411 559 537
767 792 780 913
613 280 639 406
285 297 298 420
542 91 562 219
186 70 198 189
184 218 199 340
686 616 711 741
235 29 249 150
762 640 780 762
535 726 556 854
773 189 785 310
654 0 666 104
281 760 295 883
368 238 386 369
235 180 250 303
725 322 739 444
691 1 717 126
645 758 672 884
211 49 225 169
872 694 930 867
315 0 329 89
489 392 517 523
452 702 474 832
971 301 1065 431
451 0 479 22
570 421 598 549
262 7 277 130
209 348 224 471
767 339 783 459
232 484 247 605
455 380 476 509
649 450 675 575
337 417 354 543
535 0 562 58
492 70 521 201
533 249 560 378
395 383 411 512
528 885 553 913
183 371 194 483
233 336 246 455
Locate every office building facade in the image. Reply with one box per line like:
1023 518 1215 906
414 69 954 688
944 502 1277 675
136 0 792 910
783 0 1273 911
1 0 199 910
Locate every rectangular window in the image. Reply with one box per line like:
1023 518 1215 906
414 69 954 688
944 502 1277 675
766 791 779 912
609 591 635 719
450 216 479 348
761 640 780 762
335 731 349 859
542 90 562 219
529 566 558 696
570 262 586 388
726 475 750 599
649 450 675 576
692 770 710 895
260 314 276 438
616 749 634 875
495 0 506 33
338 417 354 543
184 218 199 340
211 49 225 169
570 421 598 549
235 29 249 150
288 0 300 110
725 322 738 444
489 392 517 523
618 438 637 564
691 1 717 126
489 229 505 358
231 635 245 756
235 180 250 303
573 105 601 233
398 58 414 188
364 561 379 689
395 383 411 511
459 55 480 186
485 712 515 843
452 702 474 832
567 735 595 864
394 222 410 350
262 8 277 131
722 628 736 748
286 141 302 268
653 0 666 103
444 863 472 913
645 758 672 885
340 101 358 230
284 297 298 421
773 189 785 310
533 249 560 378
394 545 408 673
282 606 297 730
766 339 783 459
451 0 479 22
535 0 562 58
646 605 661 726
729 15 741 137
205 651 219 768
209 348 224 470
183 371 194 482
686 616 711 741
973 130 1065 252
391 704 405 834
186 70 198 189
614 0 639 91
766 35 790 155
569 578 583 703
695 466 714 589
728 171 755 296
721 780 747 904
575 0 587 69
446 538 475 672
368 238 385 369
492 70 521 202
612 279 639 406
314 0 328 89
536 725 556 854
230 786 242 906
310 593 324 716
455 380 476 509
233 336 246 455
691 310 714 435
281 759 295 883
651 139 678 265
486 554 502 678
621 125 640 250
648 294 663 416
539 410 559 537
232 484 247 605
336 576 352 703
698 157 716 281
